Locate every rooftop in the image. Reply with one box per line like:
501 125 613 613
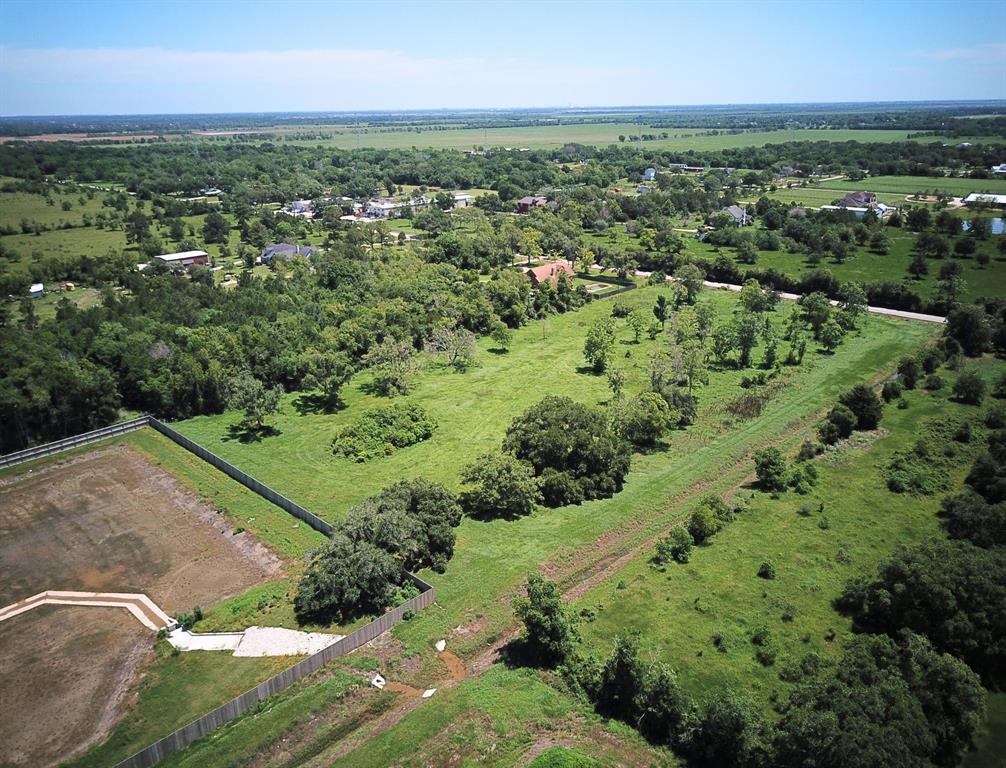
154 250 209 262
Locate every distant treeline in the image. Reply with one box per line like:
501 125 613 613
1 102 1003 137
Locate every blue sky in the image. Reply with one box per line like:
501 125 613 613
0 0 1004 116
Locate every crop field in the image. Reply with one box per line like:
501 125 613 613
0 440 303 768
277 126 952 152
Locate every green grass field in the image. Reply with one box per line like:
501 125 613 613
277 126 962 152
574 359 1003 709
68 645 294 768
171 285 935 660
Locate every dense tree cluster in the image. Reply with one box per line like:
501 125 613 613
295 478 461 624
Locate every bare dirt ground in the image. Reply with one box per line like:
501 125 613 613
0 443 281 768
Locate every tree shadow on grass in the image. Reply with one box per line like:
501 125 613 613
292 391 346 416
487 347 510 355
576 365 602 375
223 422 282 443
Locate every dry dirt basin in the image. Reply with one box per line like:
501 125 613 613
0 444 281 768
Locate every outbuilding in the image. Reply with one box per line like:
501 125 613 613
963 193 1006 209
29 282 44 298
154 250 210 267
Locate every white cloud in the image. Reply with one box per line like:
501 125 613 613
917 42 1006 61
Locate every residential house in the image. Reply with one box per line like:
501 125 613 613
452 193 475 208
820 204 894 218
642 167 656 181
260 243 316 264
839 191 878 208
723 205 753 226
990 164 1006 175
526 260 576 287
278 199 314 218
516 195 548 214
154 250 210 267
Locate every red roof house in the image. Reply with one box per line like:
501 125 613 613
526 260 576 287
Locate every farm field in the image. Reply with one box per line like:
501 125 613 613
278 126 957 152
0 441 293 767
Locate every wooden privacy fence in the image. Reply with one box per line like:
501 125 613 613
113 573 434 768
1 418 436 768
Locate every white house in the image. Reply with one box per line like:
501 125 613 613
29 282 44 298
452 193 475 208
990 164 1006 175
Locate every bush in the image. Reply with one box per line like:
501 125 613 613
925 373 946 391
655 527 693 564
460 451 541 519
342 479 463 572
688 506 720 544
504 396 631 507
882 380 903 403
613 391 676 447
839 384 884 431
838 539 1006 687
952 368 986 405
819 403 856 444
753 447 788 491
513 573 578 667
898 356 922 389
333 402 437 461
757 561 776 580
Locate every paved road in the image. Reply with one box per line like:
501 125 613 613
591 266 946 325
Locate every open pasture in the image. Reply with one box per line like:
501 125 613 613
278 126 947 152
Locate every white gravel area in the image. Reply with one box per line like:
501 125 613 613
232 626 343 657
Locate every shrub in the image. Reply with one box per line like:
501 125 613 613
789 462 818 494
753 447 788 491
295 533 403 624
613 391 676 447
757 561 776 580
688 506 720 544
460 451 541 519
819 403 856 444
882 380 903 403
333 402 437 461
839 384 884 431
898 356 921 389
655 527 693 564
342 479 463 572
513 573 578 667
925 373 946 391
952 368 986 405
